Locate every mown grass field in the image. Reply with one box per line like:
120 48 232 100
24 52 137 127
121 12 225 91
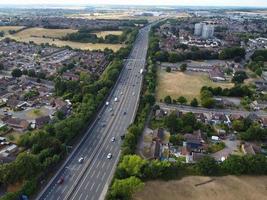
134 176 267 200
5 27 124 52
156 69 234 102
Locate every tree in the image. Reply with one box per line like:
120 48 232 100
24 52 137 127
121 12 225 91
177 96 187 104
196 156 219 175
219 47 245 60
164 112 181 134
109 177 144 199
221 155 246 175
0 63 4 71
11 68 22 77
118 155 147 177
169 134 184 146
143 94 155 106
28 69 36 77
232 71 248 84
166 66 171 72
200 89 215 108
164 96 172 104
180 63 187 72
190 98 198 107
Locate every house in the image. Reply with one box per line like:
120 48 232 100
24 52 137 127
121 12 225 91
51 98 69 115
35 115 50 129
155 109 165 119
247 113 260 122
4 117 29 132
6 98 20 109
241 143 261 155
209 66 225 82
186 152 205 163
261 116 267 128
250 100 267 111
62 72 80 81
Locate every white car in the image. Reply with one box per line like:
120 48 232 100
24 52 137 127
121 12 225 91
78 157 84 163
114 97 118 102
107 153 112 159
132 92 135 96
111 137 115 142
120 92 123 95
105 101 109 106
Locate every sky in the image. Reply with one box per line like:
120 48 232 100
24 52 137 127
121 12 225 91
0 0 267 7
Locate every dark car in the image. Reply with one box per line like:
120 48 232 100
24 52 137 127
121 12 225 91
57 177 64 185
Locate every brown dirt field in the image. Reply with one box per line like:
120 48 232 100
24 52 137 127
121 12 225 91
5 27 123 52
156 70 234 101
133 176 267 200
0 26 25 34
93 30 123 38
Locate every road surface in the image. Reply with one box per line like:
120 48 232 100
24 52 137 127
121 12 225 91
37 25 150 200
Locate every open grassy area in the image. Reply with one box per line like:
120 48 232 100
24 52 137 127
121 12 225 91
0 26 25 34
5 27 124 52
134 176 267 200
25 108 47 119
12 27 77 38
93 30 123 38
156 69 234 102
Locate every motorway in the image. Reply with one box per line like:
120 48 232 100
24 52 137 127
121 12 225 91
37 25 150 200
159 103 267 117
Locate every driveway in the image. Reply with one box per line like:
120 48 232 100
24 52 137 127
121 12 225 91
212 138 240 161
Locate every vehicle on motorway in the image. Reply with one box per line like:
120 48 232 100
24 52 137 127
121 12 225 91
105 101 109 106
78 157 84 163
57 177 64 185
107 153 112 159
111 137 115 142
120 92 123 95
123 111 127 115
114 97 118 102
120 134 125 140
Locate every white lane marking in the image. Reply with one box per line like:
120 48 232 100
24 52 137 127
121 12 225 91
90 170 96 178
90 182 95 191
78 193 83 200
101 162 105 169
101 172 106 181
85 181 90 190
96 184 101 193
96 171 101 179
